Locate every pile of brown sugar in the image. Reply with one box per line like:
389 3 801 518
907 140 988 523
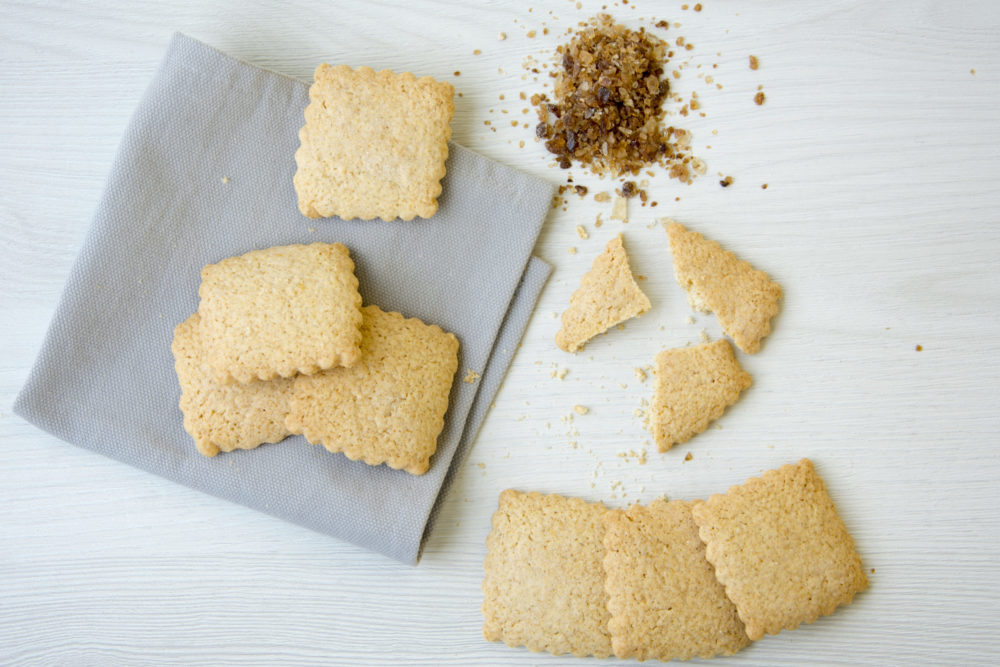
532 13 698 183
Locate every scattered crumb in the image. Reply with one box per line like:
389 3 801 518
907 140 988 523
575 225 589 239
477 462 486 469
754 91 766 105
700 329 710 343
594 191 611 203
568 246 578 254
473 49 482 55
749 54 759 70
720 175 734 187
464 369 481 383
453 71 461 76
527 30 537 38
762 183 768 189
498 32 507 40
694 2 702 11
610 195 628 221
574 404 590 415
685 315 696 325
970 68 975 75
595 213 603 228
916 344 923 351
684 452 693 461
220 176 230 184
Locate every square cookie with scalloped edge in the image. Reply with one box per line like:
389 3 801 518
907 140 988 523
197 242 363 385
482 490 613 658
647 339 752 452
172 313 293 457
293 64 454 221
665 220 782 354
284 305 458 475
555 233 650 353
603 499 750 661
691 459 869 641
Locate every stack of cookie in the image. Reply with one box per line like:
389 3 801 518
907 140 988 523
555 222 783 453
171 242 459 475
482 459 868 660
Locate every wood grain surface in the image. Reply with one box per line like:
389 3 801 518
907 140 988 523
3 1 999 664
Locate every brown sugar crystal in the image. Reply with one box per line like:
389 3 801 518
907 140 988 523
532 14 698 182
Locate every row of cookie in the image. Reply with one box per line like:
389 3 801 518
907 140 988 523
482 459 868 661
556 222 782 450
171 242 459 475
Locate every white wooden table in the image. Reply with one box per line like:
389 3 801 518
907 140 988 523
3 1 1000 664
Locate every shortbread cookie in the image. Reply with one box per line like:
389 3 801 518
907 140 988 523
284 305 458 475
555 233 651 353
647 339 751 452
603 500 750 661
293 64 455 221
665 221 782 354
171 313 293 457
482 490 613 658
691 459 869 640
197 243 363 384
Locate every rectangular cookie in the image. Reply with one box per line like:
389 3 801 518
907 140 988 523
197 242 363 384
171 313 293 457
284 305 459 475
482 490 613 658
647 339 752 451
691 459 869 640
602 499 751 660
293 64 454 221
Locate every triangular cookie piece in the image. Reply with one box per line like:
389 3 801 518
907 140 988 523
555 234 651 353
647 339 751 452
665 221 781 354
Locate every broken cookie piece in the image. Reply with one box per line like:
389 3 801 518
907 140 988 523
647 339 751 452
555 233 651 353
664 221 781 354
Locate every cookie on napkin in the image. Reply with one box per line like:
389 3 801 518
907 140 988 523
284 305 459 475
665 220 781 354
293 64 454 221
647 339 751 452
555 233 651 353
197 242 363 385
691 459 869 640
482 490 613 658
172 313 294 457
602 499 750 661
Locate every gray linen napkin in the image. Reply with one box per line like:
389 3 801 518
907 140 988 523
13 33 552 565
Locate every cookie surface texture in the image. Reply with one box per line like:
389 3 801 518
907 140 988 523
197 242 363 384
482 490 613 658
171 313 294 457
284 305 459 475
602 499 751 661
555 233 651 353
293 64 455 221
691 459 869 640
665 220 782 354
648 339 751 452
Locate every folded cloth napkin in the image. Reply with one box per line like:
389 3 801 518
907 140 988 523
14 33 553 565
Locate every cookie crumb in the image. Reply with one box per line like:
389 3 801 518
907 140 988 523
221 176 230 184
611 195 628 221
749 54 759 70
754 91 766 105
634 367 647 382
576 225 589 240
594 191 611 203
574 404 590 415
684 452 693 461
464 369 481 383
568 246 578 254
720 175 734 187
915 344 923 351
498 31 507 40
